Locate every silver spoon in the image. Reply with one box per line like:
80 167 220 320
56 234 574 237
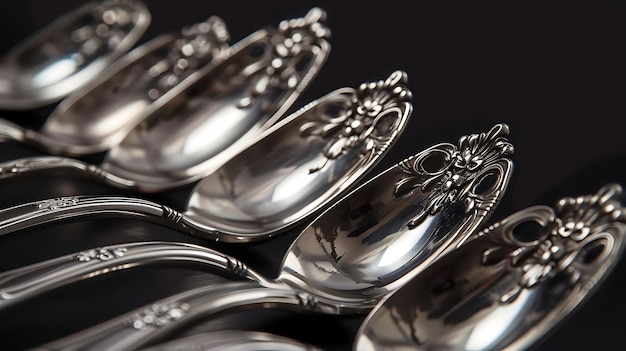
0 8 330 160
0 14 230 157
0 8 330 184
354 183 626 351
24 123 514 351
0 0 151 110
109 183 626 351
0 70 413 242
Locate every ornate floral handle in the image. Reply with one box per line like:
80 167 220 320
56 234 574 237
0 242 264 312
0 194 234 241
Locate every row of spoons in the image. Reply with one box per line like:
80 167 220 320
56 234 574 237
0 2 623 350
1 132 624 350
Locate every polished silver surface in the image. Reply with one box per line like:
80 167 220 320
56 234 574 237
139 331 322 351
0 7 330 185
29 123 513 351
0 15 230 156
0 0 151 110
354 183 626 351
0 70 412 241
0 241 268 311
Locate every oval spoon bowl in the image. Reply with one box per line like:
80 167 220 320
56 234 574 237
355 183 626 351
0 0 151 110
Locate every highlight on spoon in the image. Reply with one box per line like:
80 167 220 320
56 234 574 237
0 7 332 189
0 70 411 243
17 123 513 351
0 0 151 110
354 183 626 351
278 123 514 311
0 15 230 157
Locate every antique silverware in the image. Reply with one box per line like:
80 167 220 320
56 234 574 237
25 123 513 350
0 0 151 110
0 7 329 158
107 184 626 351
354 183 626 351
0 70 413 241
0 15 230 156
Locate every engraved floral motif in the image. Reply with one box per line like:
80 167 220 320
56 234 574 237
481 184 626 303
393 124 514 228
238 7 330 108
69 0 145 69
147 16 230 100
76 247 127 261
300 70 412 173
35 197 79 210
130 301 190 329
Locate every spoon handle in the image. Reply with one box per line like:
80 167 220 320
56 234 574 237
0 120 89 156
0 195 223 240
0 241 263 312
34 281 309 351
0 156 140 189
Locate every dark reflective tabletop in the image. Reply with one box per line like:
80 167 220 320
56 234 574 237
0 1 624 350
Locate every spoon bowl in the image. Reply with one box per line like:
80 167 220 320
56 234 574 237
23 123 513 350
0 70 412 242
0 0 151 110
0 7 330 188
0 14 231 157
354 183 626 351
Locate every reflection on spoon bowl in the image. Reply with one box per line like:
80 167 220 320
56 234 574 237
0 0 151 110
26 123 513 350
0 7 331 188
0 70 412 242
355 183 626 351
0 15 230 157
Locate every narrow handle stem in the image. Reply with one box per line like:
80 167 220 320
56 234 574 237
34 282 314 351
0 156 140 189
0 195 220 240
0 241 265 311
0 119 85 156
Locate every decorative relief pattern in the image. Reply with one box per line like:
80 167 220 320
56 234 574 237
69 0 146 69
147 16 230 100
393 124 514 228
130 302 190 329
300 70 412 173
226 257 249 277
238 7 330 109
481 184 626 303
76 247 127 261
35 197 79 210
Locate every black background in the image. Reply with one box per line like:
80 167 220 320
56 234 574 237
0 1 625 350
